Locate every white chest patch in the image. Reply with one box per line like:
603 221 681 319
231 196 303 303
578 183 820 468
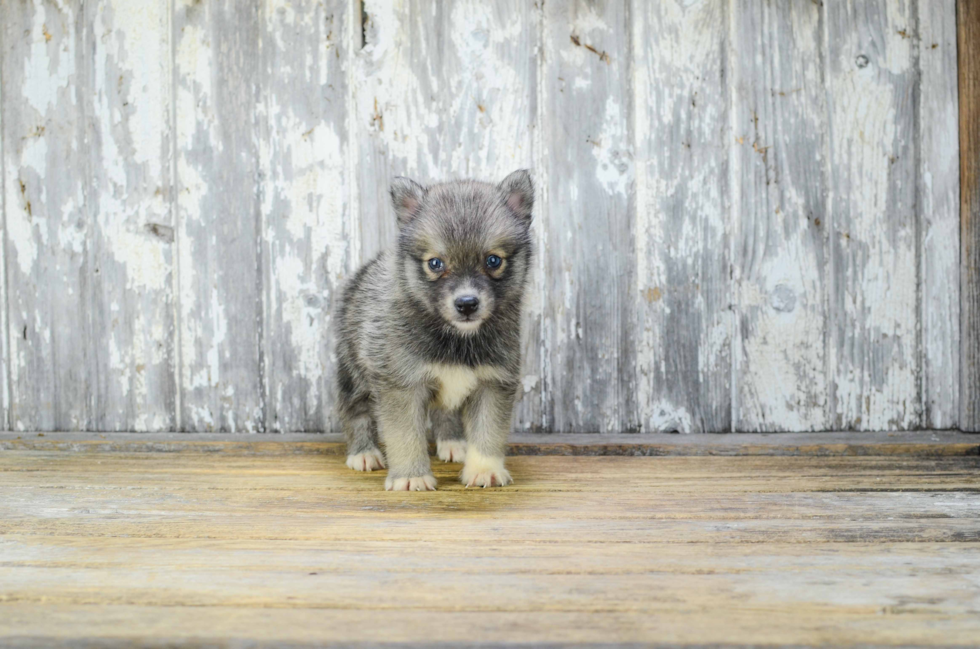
428 364 501 411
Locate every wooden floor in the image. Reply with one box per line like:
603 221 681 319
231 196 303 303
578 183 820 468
1 434 979 647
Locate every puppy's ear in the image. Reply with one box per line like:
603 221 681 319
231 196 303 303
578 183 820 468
499 169 534 221
390 177 427 227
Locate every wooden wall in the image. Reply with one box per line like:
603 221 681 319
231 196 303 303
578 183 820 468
0 0 968 433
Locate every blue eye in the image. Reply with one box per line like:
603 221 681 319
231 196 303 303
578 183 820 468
427 258 444 272
485 254 502 270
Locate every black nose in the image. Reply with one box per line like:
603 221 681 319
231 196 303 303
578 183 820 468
454 295 480 316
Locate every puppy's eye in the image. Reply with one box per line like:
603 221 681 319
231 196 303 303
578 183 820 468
427 258 445 272
485 254 502 270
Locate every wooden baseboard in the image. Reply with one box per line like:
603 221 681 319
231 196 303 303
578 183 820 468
1 431 977 457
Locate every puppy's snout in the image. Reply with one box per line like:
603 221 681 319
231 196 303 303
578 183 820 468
454 295 480 316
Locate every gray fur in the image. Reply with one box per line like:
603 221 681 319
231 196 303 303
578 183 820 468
334 170 534 490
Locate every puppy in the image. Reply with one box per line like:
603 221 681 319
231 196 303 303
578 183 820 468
334 170 534 491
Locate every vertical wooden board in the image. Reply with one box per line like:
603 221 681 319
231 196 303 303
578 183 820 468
175 0 263 431
0 17 8 430
537 0 635 433
826 0 920 430
351 0 538 426
1 1 84 431
518 0 544 432
918 0 960 429
730 1 830 431
258 0 352 432
631 0 730 433
85 1 176 432
1 2 86 430
960 0 980 431
1 1 175 431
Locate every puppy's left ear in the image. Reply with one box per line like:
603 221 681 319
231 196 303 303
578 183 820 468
499 169 534 221
390 177 427 227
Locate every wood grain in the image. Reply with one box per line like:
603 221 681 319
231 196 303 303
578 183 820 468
174 0 263 431
731 0 829 431
960 0 980 431
0 18 8 431
2 448 979 646
0 1 968 433
258 0 353 432
826 0 920 430
1 1 176 431
538 0 636 433
919 1 960 429
350 0 536 260
632 0 731 433
2 431 978 457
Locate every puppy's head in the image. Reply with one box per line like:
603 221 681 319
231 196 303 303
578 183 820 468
393 170 534 335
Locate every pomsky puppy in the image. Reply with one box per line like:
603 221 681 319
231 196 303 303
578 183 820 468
335 170 534 491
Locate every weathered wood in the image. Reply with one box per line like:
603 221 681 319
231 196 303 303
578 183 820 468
258 0 352 432
919 1 960 429
174 0 263 431
0 0 969 434
826 0 920 430
631 0 731 433
2 450 980 645
0 22 8 431
731 0 829 431
1 431 977 456
1 1 176 431
537 0 636 433
350 0 536 259
960 0 980 431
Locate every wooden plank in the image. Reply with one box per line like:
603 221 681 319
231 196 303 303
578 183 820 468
349 0 539 430
0 1 176 431
1 451 980 645
3 604 980 648
960 0 980 431
0 18 8 431
3 454 979 503
258 0 352 432
1 431 978 456
731 0 830 431
540 0 636 432
918 1 960 429
826 1 920 430
5 537 979 574
631 0 731 433
174 0 263 431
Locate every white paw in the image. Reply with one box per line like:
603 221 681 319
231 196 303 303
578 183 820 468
436 439 467 463
460 449 512 488
346 449 386 472
385 474 438 491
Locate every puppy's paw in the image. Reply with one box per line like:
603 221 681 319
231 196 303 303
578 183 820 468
436 439 467 463
385 474 438 491
460 449 512 488
346 448 386 472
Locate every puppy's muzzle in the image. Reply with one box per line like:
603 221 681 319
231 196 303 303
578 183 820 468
454 295 480 316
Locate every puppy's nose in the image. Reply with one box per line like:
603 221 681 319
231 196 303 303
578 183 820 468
454 295 480 316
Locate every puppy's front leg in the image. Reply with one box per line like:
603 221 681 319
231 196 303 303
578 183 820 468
461 382 516 488
376 386 436 491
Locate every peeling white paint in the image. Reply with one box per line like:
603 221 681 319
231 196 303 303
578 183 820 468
23 4 73 115
0 0 964 433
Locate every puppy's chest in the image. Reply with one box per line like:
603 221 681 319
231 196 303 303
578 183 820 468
427 364 499 410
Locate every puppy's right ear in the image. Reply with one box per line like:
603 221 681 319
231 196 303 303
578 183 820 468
390 177 426 227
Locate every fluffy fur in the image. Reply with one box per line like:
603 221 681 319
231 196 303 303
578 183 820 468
334 170 534 491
